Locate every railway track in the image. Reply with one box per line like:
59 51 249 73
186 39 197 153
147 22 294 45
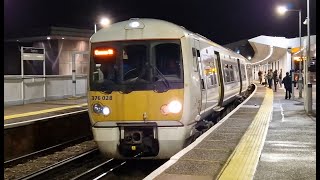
16 148 102 180
4 110 91 162
71 154 142 180
4 135 92 168
15 149 166 180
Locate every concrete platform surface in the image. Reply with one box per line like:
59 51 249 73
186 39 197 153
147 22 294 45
4 97 88 125
145 82 316 180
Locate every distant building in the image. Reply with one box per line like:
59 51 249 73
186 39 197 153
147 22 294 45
4 27 94 75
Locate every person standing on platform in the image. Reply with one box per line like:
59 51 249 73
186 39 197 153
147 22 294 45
282 72 292 99
278 69 283 87
267 69 273 89
273 70 278 92
264 71 268 87
258 70 262 84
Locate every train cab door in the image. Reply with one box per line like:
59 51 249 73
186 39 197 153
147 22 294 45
214 51 224 107
193 39 207 115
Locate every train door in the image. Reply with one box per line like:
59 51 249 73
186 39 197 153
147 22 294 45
237 59 242 94
214 51 224 107
193 39 207 114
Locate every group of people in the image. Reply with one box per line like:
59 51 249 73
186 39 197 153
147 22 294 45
258 69 293 99
258 69 282 90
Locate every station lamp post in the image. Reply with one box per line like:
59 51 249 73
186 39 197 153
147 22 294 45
305 0 312 114
94 17 111 33
277 5 302 98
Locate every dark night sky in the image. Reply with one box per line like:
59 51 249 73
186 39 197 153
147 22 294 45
4 0 316 45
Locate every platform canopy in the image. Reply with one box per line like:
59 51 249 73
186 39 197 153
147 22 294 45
248 35 316 65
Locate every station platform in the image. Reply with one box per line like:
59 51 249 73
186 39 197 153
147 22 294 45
4 97 88 127
145 83 316 180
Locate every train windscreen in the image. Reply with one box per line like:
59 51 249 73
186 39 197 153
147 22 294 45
90 40 184 93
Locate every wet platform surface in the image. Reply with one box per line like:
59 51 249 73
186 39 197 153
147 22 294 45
145 83 316 180
254 85 316 180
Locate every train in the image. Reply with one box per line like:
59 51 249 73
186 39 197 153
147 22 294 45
88 18 253 159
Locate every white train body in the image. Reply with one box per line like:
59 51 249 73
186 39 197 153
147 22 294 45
88 18 252 159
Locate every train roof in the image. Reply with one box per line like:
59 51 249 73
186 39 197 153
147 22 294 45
90 18 189 43
90 18 250 63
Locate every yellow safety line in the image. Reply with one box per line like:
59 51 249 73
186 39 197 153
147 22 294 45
4 103 88 120
217 88 273 180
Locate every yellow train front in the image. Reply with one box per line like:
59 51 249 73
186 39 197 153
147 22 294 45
88 18 251 159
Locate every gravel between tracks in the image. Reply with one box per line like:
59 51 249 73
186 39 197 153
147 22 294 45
4 140 97 180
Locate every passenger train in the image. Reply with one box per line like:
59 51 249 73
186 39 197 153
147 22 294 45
88 18 253 159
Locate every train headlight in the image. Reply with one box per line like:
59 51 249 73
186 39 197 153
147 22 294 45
168 100 182 113
92 103 110 116
161 100 182 115
102 106 110 116
129 21 140 28
93 103 103 114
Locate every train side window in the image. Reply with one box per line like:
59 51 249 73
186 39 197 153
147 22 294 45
229 64 235 81
240 65 246 80
224 64 230 82
192 48 197 57
192 48 199 72
209 75 214 85
234 65 239 81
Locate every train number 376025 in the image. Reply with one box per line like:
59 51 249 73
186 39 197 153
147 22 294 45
91 96 112 100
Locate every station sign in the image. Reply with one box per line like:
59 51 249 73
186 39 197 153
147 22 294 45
21 47 45 61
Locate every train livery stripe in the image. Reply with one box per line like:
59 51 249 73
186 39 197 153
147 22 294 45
217 88 273 180
89 89 184 122
4 103 88 120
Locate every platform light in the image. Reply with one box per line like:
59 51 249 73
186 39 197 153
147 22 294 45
100 17 111 27
95 17 111 33
277 6 288 15
47 37 51 40
61 37 65 40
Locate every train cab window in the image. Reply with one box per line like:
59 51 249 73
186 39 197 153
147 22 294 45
122 45 148 81
90 40 183 92
155 43 182 79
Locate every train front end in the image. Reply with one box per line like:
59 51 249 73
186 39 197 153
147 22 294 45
88 19 188 159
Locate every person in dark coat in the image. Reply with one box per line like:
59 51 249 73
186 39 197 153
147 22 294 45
258 71 262 84
273 70 278 92
282 72 292 99
267 69 273 89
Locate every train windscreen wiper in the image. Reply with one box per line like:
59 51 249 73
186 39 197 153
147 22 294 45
153 66 170 92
